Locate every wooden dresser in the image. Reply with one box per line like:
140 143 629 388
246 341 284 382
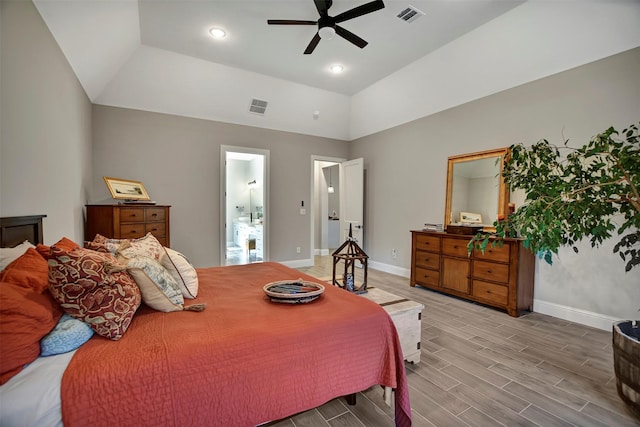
85 205 170 247
410 230 534 317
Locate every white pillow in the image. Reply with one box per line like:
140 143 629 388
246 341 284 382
125 255 184 312
160 247 199 299
0 241 35 271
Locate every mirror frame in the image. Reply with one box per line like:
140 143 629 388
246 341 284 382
444 147 510 231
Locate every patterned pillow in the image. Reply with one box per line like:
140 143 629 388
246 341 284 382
161 247 199 299
44 247 141 340
40 313 94 356
93 233 164 260
122 255 184 312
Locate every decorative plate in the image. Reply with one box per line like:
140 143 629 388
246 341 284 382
263 280 325 304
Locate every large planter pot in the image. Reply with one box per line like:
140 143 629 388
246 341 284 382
613 320 640 416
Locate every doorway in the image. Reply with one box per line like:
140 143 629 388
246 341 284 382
221 146 269 266
311 157 345 260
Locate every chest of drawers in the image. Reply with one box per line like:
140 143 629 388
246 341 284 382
85 204 171 247
410 230 534 317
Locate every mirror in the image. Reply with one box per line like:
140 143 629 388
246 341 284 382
444 148 509 231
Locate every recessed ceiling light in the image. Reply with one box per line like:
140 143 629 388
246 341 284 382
209 27 226 39
329 64 344 74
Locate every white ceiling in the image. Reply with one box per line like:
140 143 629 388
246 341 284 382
136 0 525 95
32 0 640 140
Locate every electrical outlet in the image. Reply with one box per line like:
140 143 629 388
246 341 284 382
391 248 397 259
296 247 301 253
299 208 306 215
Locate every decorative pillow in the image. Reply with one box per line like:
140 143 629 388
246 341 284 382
161 247 199 299
0 248 49 293
0 241 34 271
35 236 80 258
40 313 94 356
121 255 184 312
93 233 164 260
0 282 63 384
44 247 141 340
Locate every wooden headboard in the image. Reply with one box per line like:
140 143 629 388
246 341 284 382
0 215 46 247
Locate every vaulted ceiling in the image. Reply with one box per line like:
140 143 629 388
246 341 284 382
33 0 640 140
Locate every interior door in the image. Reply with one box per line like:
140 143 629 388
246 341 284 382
340 158 364 248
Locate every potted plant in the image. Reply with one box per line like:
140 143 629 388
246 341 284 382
469 122 639 415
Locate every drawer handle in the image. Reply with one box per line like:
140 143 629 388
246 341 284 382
151 213 158 217
130 214 136 218
150 228 157 232
130 230 137 234
487 269 493 273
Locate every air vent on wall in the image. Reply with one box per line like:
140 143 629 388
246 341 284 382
249 98 268 115
397 5 425 23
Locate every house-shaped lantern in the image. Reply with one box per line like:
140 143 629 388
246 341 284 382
331 224 368 294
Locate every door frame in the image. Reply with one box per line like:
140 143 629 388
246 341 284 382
310 155 346 266
221 145 270 265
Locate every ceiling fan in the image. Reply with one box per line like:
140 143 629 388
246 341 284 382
267 0 385 54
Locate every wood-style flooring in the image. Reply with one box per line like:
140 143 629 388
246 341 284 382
264 256 640 427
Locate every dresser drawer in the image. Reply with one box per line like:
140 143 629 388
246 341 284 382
473 280 508 305
414 267 439 287
473 260 509 283
442 238 469 258
473 242 510 263
145 222 166 237
145 208 166 222
415 234 440 252
119 208 145 223
119 223 145 239
414 250 439 270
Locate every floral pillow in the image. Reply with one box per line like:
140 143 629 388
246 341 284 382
44 247 141 340
92 233 164 260
121 255 184 312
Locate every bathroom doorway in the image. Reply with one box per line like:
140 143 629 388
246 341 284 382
220 146 269 266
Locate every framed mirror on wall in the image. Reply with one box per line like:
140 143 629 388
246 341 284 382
444 147 509 231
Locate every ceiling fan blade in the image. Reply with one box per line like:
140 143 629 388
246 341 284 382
334 0 385 23
313 0 333 17
267 19 317 25
335 25 368 49
304 32 322 54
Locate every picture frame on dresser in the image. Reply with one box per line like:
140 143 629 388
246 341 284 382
103 176 150 201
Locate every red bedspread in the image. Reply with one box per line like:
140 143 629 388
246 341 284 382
61 262 411 426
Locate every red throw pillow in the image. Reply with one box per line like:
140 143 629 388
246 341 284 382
0 248 49 293
0 282 63 384
36 236 80 258
44 247 141 340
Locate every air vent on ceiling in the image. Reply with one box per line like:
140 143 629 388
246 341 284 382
397 5 425 23
249 98 268 115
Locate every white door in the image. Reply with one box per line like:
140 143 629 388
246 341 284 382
340 158 364 248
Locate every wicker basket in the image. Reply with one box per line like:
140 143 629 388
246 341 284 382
613 320 640 416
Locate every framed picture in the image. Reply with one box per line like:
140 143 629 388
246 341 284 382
103 176 151 201
459 211 482 224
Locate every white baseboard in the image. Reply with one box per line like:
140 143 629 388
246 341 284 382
280 258 314 268
369 261 411 279
533 299 621 331
314 249 330 256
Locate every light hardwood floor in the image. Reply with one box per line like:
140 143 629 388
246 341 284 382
265 256 640 427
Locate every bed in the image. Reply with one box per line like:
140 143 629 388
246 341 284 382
0 215 412 426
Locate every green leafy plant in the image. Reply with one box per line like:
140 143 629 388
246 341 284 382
469 122 640 272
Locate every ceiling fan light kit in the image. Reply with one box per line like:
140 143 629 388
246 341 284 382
268 0 385 54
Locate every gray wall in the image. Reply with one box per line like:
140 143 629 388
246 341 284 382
91 105 348 267
350 47 640 321
0 0 92 243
